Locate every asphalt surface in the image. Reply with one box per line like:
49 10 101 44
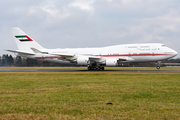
0 68 180 73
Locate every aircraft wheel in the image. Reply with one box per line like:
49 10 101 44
88 67 92 70
101 67 104 70
95 67 99 71
98 67 102 71
156 66 160 69
98 67 103 71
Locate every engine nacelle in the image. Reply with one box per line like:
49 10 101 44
106 59 118 66
76 56 89 65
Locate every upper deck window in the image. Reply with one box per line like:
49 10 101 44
161 45 166 47
141 46 150 48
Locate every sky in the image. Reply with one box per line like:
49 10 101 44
0 0 180 58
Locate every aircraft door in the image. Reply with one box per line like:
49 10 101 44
137 44 141 60
152 49 155 56
128 51 132 56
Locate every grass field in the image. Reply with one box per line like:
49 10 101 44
0 71 180 119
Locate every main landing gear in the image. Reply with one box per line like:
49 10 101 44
156 61 161 70
87 60 105 71
88 66 105 71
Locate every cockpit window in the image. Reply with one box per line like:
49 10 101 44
161 45 166 47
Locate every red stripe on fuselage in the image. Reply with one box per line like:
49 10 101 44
93 54 171 57
35 56 60 59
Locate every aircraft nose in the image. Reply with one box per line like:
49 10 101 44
166 48 178 58
174 50 178 56
172 49 178 57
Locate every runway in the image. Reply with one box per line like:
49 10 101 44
0 68 180 73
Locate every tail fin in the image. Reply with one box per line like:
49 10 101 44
11 27 44 51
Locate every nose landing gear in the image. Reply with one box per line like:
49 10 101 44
156 66 160 69
156 61 161 69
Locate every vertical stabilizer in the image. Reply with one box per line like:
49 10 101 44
11 27 44 51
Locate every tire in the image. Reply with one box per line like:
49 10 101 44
88 67 92 70
102 67 104 70
156 66 160 69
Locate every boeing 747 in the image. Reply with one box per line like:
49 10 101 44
6 27 178 70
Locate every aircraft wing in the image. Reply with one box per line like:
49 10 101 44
89 56 134 61
30 48 74 57
89 56 135 62
5 49 35 55
49 53 75 57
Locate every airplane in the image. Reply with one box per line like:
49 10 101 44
6 27 178 70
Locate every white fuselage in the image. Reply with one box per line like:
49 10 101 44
40 43 177 63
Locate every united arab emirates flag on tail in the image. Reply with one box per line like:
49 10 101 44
15 35 33 42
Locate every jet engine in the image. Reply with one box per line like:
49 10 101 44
76 56 89 65
106 59 118 66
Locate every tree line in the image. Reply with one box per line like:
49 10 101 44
0 54 71 67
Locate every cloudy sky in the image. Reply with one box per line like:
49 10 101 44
0 0 180 58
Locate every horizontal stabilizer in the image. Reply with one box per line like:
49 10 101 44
5 49 35 55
